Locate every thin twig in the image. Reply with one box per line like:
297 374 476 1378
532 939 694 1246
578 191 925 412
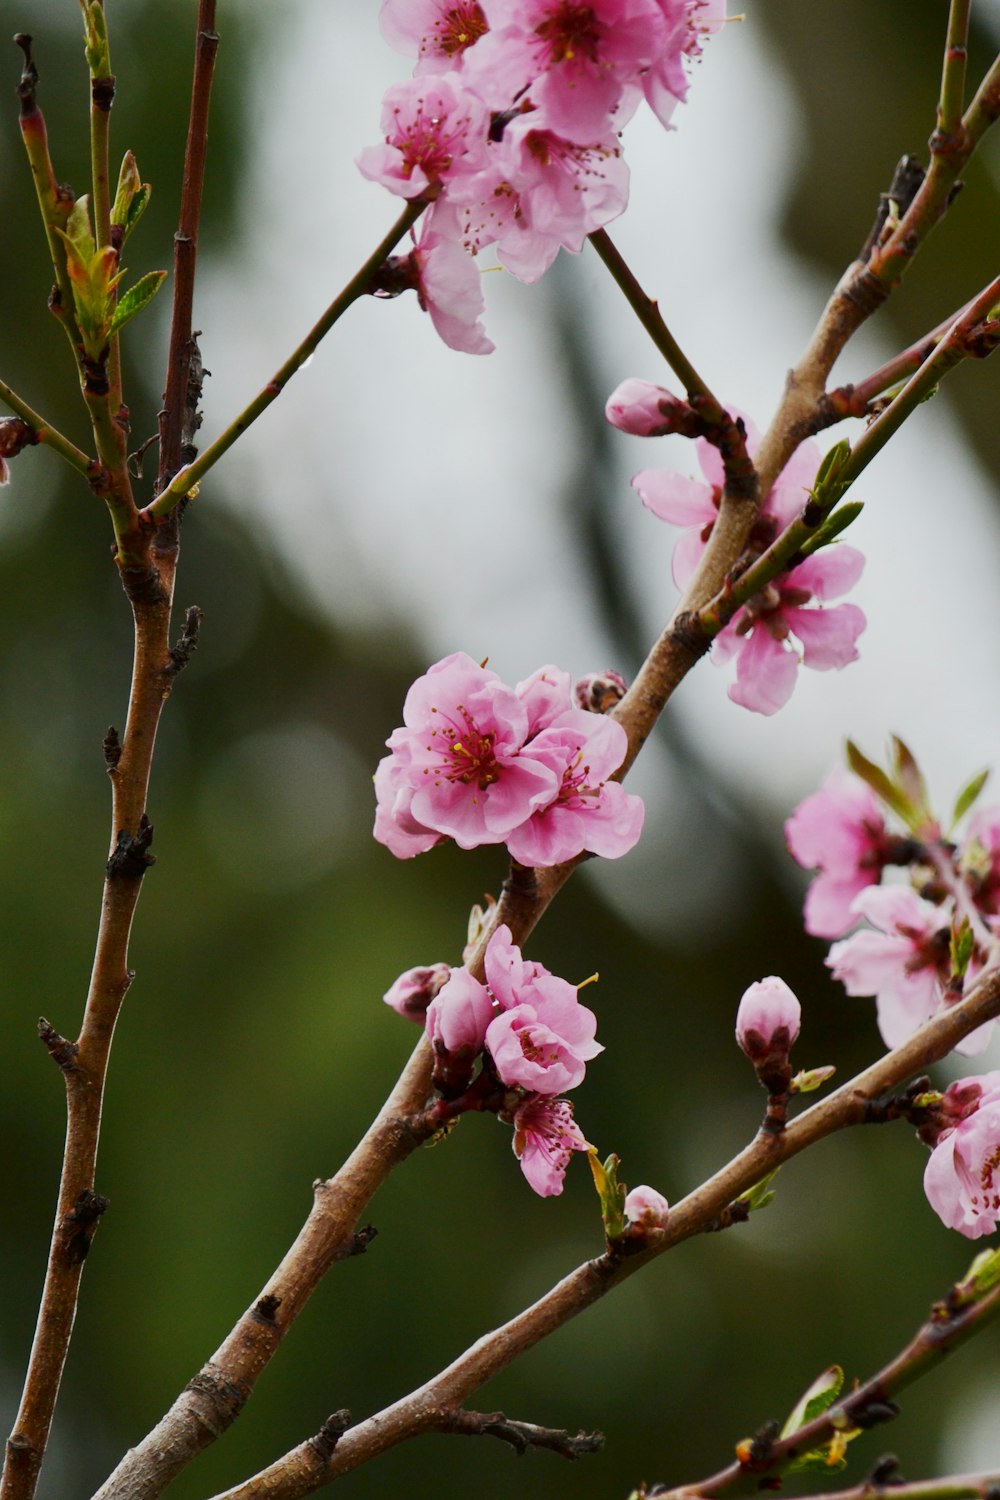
0 377 96 479
666 1470 1000 1500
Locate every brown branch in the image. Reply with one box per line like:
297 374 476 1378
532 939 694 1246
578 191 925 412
658 1470 1000 1500
437 1408 605 1460
198 972 1000 1500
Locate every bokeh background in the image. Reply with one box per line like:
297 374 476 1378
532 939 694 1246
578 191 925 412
2 3 1000 1497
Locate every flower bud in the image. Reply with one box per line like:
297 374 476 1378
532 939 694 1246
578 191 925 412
574 669 627 714
624 1184 669 1230
383 962 451 1022
604 378 682 437
736 976 801 1064
0 418 37 468
425 969 493 1055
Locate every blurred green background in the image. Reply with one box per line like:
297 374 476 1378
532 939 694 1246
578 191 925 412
1 4 999 1498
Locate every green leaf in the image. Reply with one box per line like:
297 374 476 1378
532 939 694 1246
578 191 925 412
790 1064 836 1094
780 1365 844 1439
121 184 152 244
589 1151 627 1240
810 438 851 499
83 0 111 74
109 271 167 336
953 768 990 828
892 736 930 817
735 1168 780 1214
845 742 912 823
954 1246 1000 1307
798 502 864 556
950 918 975 980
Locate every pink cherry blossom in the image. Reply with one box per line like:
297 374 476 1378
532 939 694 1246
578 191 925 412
825 886 984 1053
407 214 495 354
735 976 801 1061
632 418 816 590
624 1183 670 1228
511 1094 591 1195
923 1074 1000 1238
357 76 490 199
425 967 495 1053
485 968 603 1093
384 962 452 1020
469 0 668 140
373 652 560 856
714 547 866 716
509 709 644 865
483 922 551 1009
380 0 490 73
785 766 889 939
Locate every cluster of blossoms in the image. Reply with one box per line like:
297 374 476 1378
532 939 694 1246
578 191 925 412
385 924 600 1195
787 755 1000 1237
786 759 1000 1057
606 384 867 715
373 652 644 867
361 0 726 351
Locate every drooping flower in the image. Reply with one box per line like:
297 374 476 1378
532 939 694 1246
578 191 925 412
923 1074 1000 1238
379 0 490 73
373 652 560 856
357 76 490 199
624 1183 670 1228
735 976 801 1063
713 547 866 716
511 1093 591 1195
409 213 495 353
785 766 890 939
383 962 452 1020
826 886 977 1052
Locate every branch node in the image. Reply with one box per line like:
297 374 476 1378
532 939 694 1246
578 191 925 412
438 1407 605 1460
307 1409 352 1463
252 1294 282 1325
38 1017 79 1073
103 725 122 771
346 1224 378 1257
106 813 156 880
166 604 204 677
61 1188 109 1266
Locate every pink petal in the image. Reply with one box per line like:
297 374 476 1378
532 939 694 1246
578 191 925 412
793 545 865 601
786 603 865 670
632 470 714 527
727 629 799 715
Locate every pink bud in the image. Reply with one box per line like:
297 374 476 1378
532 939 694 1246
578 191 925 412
425 969 494 1055
624 1184 669 1229
604 378 683 437
383 962 451 1021
736 976 801 1063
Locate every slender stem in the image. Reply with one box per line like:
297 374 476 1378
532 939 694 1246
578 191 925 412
203 972 1000 1499
156 0 219 502
588 228 717 405
962 52 1000 150
822 294 979 423
937 0 971 143
729 1472 1000 1500
663 1281 1000 1499
142 198 426 522
14 36 77 349
0 377 95 478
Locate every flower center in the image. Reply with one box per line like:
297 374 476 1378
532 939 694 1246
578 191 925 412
433 3 488 55
429 704 501 789
535 3 602 65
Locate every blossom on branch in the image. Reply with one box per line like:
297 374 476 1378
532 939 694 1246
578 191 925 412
383 962 452 1020
735 976 801 1063
511 1094 591 1196
357 76 490 198
379 0 490 73
785 766 890 939
623 1182 670 1228
923 1073 1000 1238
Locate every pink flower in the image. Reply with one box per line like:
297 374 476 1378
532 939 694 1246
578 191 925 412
485 968 602 1093
357 76 490 199
735 976 801 1062
509 710 644 865
373 652 560 856
384 962 452 1020
605 377 684 437
642 0 727 126
425 967 495 1052
632 419 816 590
511 1094 590 1195
624 1183 670 1228
713 547 866 716
469 0 668 140
785 766 889 939
379 0 490 73
409 214 494 354
923 1074 1000 1238
826 886 981 1053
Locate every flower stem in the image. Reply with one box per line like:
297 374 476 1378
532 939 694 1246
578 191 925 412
142 198 426 522
0 378 95 479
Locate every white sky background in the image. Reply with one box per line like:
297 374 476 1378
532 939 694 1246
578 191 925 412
194 0 1000 934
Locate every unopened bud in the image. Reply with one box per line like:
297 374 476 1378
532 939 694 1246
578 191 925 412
0 418 37 470
604 378 683 437
624 1184 670 1230
736 976 801 1064
790 1064 836 1095
383 962 451 1021
575 669 627 714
